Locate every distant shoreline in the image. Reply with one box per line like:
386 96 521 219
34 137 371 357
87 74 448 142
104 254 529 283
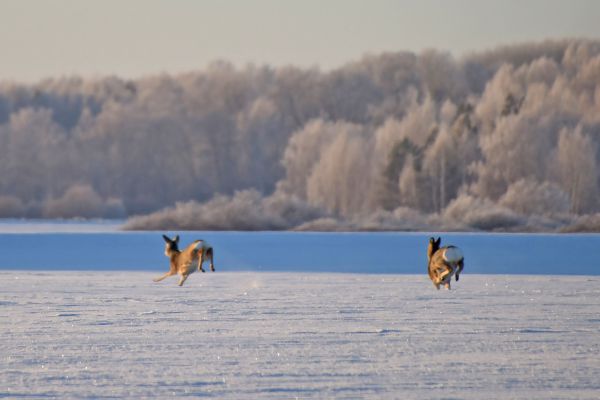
1 218 599 234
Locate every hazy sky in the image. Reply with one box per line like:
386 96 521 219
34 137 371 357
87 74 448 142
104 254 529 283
1 0 599 82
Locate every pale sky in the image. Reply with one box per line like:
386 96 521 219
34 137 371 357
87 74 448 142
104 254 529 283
1 0 599 83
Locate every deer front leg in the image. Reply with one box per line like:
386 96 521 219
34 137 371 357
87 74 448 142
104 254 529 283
437 265 453 283
153 271 175 282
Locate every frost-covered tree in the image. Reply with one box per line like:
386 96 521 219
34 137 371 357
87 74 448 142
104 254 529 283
555 126 599 214
0 39 599 231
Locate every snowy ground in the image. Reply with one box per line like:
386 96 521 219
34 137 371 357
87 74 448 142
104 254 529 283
1 272 599 399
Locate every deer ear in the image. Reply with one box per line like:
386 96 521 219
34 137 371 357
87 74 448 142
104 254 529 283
429 237 434 243
436 237 441 246
162 234 171 243
174 235 180 243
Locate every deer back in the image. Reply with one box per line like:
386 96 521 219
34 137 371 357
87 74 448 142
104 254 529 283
429 246 463 270
172 241 202 273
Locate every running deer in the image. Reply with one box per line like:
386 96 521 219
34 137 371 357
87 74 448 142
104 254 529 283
153 235 215 286
427 237 464 290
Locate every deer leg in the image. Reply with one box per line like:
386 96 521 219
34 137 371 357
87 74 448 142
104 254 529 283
178 273 189 286
438 264 453 283
208 249 215 272
153 271 175 282
197 254 205 273
455 259 464 281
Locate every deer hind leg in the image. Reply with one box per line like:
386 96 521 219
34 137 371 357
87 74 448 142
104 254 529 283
207 248 215 272
153 271 175 282
197 254 205 273
455 259 464 281
178 273 190 286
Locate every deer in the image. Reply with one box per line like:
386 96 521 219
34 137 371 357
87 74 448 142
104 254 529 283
153 235 215 286
427 237 464 290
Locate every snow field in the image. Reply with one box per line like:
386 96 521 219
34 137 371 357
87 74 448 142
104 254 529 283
1 272 599 399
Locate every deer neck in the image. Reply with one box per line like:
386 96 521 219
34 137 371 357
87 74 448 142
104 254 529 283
167 250 181 263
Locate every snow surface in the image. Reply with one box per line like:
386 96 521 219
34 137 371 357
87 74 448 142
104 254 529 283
1 272 599 399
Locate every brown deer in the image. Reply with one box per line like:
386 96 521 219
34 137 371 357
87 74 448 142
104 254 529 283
153 235 215 286
427 237 464 290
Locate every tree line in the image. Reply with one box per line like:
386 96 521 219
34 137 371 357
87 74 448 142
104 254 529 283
0 39 599 231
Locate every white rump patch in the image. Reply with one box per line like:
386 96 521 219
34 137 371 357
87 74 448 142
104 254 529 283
443 247 463 263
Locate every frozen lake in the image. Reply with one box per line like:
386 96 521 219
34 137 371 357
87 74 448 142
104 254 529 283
0 220 598 275
1 272 599 399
